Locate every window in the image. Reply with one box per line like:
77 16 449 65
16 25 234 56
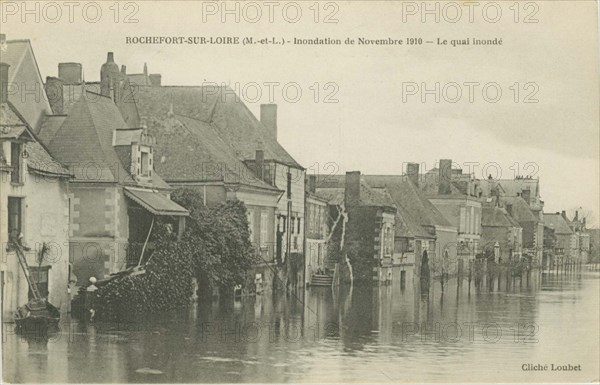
28 266 50 300
11 142 22 184
286 172 292 199
8 197 22 242
141 151 149 176
384 226 393 256
260 211 268 247
247 209 254 242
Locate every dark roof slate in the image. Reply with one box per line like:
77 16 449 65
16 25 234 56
134 86 302 168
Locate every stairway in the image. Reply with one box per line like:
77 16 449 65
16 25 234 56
310 274 333 287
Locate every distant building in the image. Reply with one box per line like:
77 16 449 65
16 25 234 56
304 175 329 283
480 175 544 265
315 171 397 283
316 170 458 282
419 159 482 264
480 198 523 263
543 212 575 265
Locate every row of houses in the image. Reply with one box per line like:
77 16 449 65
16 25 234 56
0 35 594 321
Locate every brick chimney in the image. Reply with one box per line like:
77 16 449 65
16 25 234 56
260 104 277 140
438 159 452 195
521 189 531 206
149 74 162 87
406 162 419 186
58 63 82 84
45 76 64 114
0 63 9 104
308 174 317 193
345 171 361 207
561 210 567 220
255 149 265 180
506 203 513 216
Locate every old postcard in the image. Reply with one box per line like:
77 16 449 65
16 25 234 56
1 0 599 383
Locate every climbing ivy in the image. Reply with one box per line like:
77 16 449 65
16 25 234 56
94 222 193 320
94 189 257 319
171 189 258 298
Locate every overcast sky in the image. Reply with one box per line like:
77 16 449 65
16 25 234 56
4 0 599 225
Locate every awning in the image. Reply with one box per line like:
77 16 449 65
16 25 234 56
124 188 189 217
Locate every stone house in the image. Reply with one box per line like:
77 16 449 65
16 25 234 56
418 159 483 264
543 212 575 265
35 54 188 287
480 199 523 263
304 175 329 282
0 61 71 321
130 71 305 291
315 171 397 284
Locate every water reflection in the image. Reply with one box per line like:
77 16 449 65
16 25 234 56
3 266 599 383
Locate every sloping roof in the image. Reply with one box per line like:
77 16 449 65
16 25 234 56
315 174 451 238
481 178 540 198
314 178 395 208
37 115 66 144
419 170 468 197
124 188 188 216
42 91 167 188
543 213 573 235
501 196 538 222
482 205 521 228
134 86 302 168
365 175 452 238
145 112 278 190
3 39 52 129
1 102 70 177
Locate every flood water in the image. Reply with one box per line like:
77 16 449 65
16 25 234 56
3 267 599 383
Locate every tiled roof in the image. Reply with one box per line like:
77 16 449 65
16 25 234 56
482 204 521 228
3 39 52 129
146 112 278 190
314 179 395 208
1 102 70 177
419 171 466 197
481 178 540 198
501 196 538 222
315 174 450 238
543 213 573 235
37 115 66 144
365 175 452 238
124 187 188 216
42 92 167 188
134 86 302 168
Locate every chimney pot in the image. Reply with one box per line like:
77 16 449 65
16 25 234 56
260 104 278 140
121 65 127 74
107 52 115 62
406 162 420 186
0 63 10 104
149 74 162 87
345 171 361 207
58 62 82 84
438 159 452 195
308 175 317 194
45 76 64 114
